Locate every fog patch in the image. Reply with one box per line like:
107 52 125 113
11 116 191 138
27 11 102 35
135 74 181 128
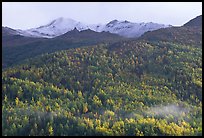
6 107 59 120
146 104 190 118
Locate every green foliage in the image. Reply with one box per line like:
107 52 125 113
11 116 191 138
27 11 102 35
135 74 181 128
2 37 202 135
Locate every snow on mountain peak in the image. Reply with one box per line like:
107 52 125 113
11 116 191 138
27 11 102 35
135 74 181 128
106 20 119 27
22 17 89 38
19 17 171 38
102 20 171 38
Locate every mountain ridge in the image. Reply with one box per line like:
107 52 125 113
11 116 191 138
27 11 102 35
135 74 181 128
8 17 171 38
2 15 201 68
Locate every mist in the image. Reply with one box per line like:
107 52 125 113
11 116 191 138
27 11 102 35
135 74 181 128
146 104 190 118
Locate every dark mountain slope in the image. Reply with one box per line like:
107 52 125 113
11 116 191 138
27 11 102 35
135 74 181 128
2 27 19 36
2 27 126 68
54 28 125 43
139 26 202 46
184 15 202 27
139 15 202 46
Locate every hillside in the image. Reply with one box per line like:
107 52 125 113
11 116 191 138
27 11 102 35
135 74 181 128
2 27 47 47
139 26 202 46
2 40 202 136
140 15 202 46
2 27 126 68
2 15 202 136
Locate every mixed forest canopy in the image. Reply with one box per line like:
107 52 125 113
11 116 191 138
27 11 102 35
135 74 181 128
2 15 202 136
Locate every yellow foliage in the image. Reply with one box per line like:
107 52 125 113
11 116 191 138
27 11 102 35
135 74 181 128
83 104 88 113
15 97 19 106
48 126 53 136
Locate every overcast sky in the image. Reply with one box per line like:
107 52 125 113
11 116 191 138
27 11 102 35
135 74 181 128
2 2 202 30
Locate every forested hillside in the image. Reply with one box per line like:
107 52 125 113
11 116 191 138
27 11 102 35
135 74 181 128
2 39 202 135
2 15 202 136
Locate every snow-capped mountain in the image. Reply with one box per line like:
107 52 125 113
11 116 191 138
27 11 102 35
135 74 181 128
96 20 171 38
19 17 171 38
19 17 90 38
